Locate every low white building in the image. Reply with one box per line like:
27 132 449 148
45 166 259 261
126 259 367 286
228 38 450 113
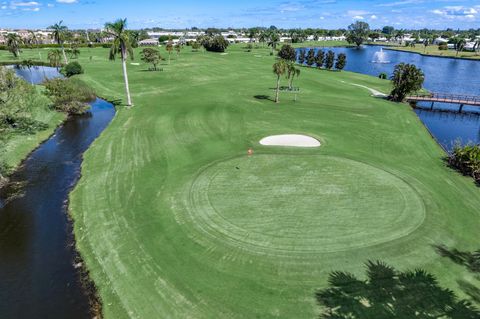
139 39 159 46
433 37 449 45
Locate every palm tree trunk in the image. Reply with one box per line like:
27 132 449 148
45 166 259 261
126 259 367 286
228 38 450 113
61 45 68 64
275 76 280 103
122 57 133 106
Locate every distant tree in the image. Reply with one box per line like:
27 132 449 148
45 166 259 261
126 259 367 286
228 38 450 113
475 39 480 56
335 53 347 71
258 30 269 47
316 261 480 319
48 21 69 64
286 62 300 90
347 21 370 47
48 49 63 69
6 33 22 59
315 50 325 68
453 38 466 57
202 35 229 53
423 39 429 53
268 32 280 54
324 50 335 70
166 40 174 64
69 44 81 59
278 44 296 62
306 49 316 67
105 18 134 107
248 27 259 43
390 63 424 102
175 43 182 57
141 48 161 71
379 72 388 80
382 26 395 35
273 59 287 103
298 49 306 65
191 41 201 52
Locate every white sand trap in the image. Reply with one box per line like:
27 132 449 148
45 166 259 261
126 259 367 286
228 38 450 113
130 63 140 66
220 53 229 56
260 134 321 148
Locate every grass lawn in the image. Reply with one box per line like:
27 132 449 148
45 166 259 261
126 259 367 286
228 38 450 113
2 44 479 318
381 44 480 60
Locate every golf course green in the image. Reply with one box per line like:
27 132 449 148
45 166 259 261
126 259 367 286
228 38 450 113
2 44 479 318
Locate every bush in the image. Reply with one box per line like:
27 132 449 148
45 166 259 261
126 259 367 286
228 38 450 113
324 50 335 70
449 144 480 183
203 36 229 53
379 72 388 80
44 78 96 115
61 61 84 77
439 43 448 50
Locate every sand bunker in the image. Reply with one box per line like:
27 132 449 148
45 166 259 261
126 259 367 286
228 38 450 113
260 134 321 148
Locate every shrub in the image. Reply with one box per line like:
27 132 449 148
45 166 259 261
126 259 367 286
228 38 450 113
61 61 84 77
297 49 306 65
203 36 229 53
44 78 96 115
449 144 480 183
379 72 388 79
277 44 296 62
439 43 448 51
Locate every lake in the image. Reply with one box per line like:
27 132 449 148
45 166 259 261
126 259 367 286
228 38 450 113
298 45 480 150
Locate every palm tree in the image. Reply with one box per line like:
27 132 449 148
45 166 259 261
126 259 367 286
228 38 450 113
48 21 69 64
105 18 134 107
454 38 466 57
28 31 42 60
6 33 22 59
166 40 174 64
286 62 300 90
474 40 480 56
48 49 62 69
268 32 280 55
258 31 268 47
273 59 287 103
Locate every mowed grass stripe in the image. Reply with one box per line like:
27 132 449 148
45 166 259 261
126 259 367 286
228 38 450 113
3 44 471 318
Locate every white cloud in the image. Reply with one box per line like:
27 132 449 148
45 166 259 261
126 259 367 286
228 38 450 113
56 0 77 3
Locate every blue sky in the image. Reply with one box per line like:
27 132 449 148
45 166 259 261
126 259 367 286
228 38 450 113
1 0 479 29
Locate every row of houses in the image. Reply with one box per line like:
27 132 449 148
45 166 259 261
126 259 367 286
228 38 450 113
140 30 347 46
0 29 56 45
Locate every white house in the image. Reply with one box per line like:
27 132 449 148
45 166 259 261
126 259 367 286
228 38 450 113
433 37 449 45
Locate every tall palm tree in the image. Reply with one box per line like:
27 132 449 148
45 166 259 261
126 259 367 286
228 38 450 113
6 33 22 59
28 31 42 60
105 18 134 107
273 59 287 103
49 21 69 64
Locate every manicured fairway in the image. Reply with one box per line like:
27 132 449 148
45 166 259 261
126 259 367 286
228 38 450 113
3 45 477 318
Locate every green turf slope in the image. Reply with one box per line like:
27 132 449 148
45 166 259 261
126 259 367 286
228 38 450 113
64 45 480 318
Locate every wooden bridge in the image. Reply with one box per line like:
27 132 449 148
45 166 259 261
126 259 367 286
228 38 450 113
406 93 480 112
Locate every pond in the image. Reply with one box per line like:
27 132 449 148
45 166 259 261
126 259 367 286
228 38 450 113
298 45 480 150
0 67 115 318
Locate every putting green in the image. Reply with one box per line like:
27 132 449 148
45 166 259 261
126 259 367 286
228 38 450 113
185 154 425 256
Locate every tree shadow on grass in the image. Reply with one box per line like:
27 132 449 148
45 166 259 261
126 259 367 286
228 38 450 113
434 245 480 273
254 95 274 102
315 260 480 318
